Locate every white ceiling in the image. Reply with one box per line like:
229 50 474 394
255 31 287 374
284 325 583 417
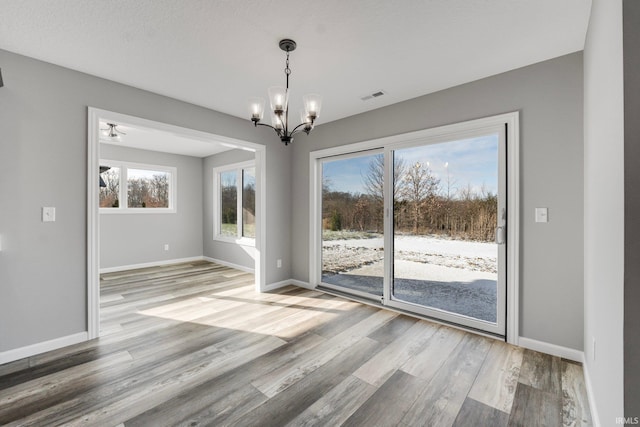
99 121 237 158
0 1 591 125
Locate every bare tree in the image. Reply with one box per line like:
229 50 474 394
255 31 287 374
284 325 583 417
151 174 169 207
362 154 384 204
127 176 167 208
399 162 440 233
362 154 407 203
352 198 369 231
443 162 457 200
127 178 149 207
362 154 407 232
99 168 120 207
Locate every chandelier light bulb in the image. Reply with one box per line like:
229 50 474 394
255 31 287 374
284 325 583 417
268 86 288 115
271 112 284 130
248 97 265 122
300 109 313 132
303 94 322 120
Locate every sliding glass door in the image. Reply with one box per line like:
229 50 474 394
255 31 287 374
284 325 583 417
320 150 384 301
385 131 506 335
313 117 511 337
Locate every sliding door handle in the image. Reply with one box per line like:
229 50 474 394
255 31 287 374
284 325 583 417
496 226 506 245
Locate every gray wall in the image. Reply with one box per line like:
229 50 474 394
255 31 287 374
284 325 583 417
624 0 640 419
292 52 585 350
203 149 256 270
583 0 625 423
99 144 203 269
0 48 292 352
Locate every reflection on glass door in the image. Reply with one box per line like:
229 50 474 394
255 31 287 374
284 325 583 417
321 151 384 300
388 133 506 334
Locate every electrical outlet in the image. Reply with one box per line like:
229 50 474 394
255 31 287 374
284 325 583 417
42 207 56 222
535 207 548 223
164 244 170 251
277 259 282 268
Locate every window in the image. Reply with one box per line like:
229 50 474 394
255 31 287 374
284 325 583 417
214 161 256 244
99 166 121 208
99 160 176 213
220 170 238 237
242 168 256 238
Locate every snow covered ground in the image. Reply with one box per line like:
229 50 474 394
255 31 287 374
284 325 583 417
323 234 497 259
323 234 497 274
322 234 498 322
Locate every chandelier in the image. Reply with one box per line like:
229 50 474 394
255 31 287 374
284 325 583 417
249 39 322 145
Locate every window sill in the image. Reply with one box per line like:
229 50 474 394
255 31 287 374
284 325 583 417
100 208 176 214
214 235 256 247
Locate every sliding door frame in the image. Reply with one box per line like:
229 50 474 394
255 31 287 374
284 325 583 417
382 125 507 336
314 148 385 302
309 112 519 344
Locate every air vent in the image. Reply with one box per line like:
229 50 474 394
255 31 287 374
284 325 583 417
360 90 386 101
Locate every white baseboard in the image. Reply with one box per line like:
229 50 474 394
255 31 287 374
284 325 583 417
100 256 205 274
518 336 583 362
263 279 315 292
263 279 293 291
203 257 255 273
101 256 256 275
0 331 88 365
289 279 315 290
581 360 601 427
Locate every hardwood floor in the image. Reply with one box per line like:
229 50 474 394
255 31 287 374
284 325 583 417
0 261 592 426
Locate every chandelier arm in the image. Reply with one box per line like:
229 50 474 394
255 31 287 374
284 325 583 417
255 122 285 137
290 122 310 135
255 122 277 131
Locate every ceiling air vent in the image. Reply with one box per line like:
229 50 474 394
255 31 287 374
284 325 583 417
360 90 386 101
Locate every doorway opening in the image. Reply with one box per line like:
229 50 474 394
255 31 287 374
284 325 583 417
87 108 266 340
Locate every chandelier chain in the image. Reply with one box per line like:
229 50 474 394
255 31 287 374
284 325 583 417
285 52 291 90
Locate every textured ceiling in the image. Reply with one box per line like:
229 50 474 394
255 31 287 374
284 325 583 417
0 0 591 125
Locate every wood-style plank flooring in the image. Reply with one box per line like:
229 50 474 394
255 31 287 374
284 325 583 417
0 261 592 426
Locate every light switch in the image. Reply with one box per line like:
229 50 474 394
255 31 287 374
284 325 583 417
42 207 56 222
535 207 548 223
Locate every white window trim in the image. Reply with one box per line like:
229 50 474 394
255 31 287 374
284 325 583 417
99 159 177 214
213 160 256 246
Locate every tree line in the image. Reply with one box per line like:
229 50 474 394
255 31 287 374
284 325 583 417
322 155 498 242
220 177 256 226
99 168 169 208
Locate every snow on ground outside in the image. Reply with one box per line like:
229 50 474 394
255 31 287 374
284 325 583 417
322 235 497 258
322 235 497 274
322 234 499 322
